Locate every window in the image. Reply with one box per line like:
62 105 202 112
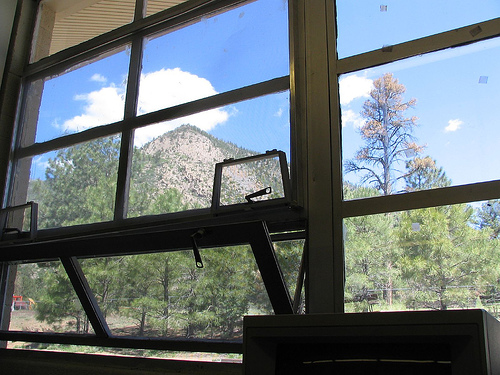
5 0 499 365
1 0 302 361
341 38 500 199
336 0 500 58
32 0 135 61
27 48 130 144
336 1 500 316
10 261 94 334
344 203 498 313
12 0 292 231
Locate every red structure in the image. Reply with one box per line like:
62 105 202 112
12 295 31 310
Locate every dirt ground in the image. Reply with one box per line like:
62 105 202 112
9 309 53 332
9 309 139 334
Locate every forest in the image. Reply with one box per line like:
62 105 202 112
10 73 500 341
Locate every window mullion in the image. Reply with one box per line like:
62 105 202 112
337 17 500 75
343 180 500 218
135 0 147 21
114 36 144 221
302 0 336 313
327 0 345 313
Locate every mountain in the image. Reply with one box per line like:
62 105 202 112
140 124 285 209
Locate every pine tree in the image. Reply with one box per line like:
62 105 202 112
345 73 423 195
398 204 493 310
404 156 450 191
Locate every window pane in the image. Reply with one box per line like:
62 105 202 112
9 262 95 335
32 0 135 61
128 91 290 217
0 202 36 241
344 201 500 317
81 247 273 339
336 0 500 58
274 239 305 312
341 38 500 199
23 48 129 145
138 0 289 115
219 156 285 207
145 0 189 17
24 136 120 229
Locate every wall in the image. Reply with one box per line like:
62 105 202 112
0 0 18 205
0 0 35 205
0 0 17 89
0 349 242 374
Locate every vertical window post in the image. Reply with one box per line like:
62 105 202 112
301 0 337 313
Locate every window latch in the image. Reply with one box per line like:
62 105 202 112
245 187 272 203
190 229 205 268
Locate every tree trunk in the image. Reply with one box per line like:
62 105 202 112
139 309 147 336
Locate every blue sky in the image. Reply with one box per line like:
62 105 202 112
336 0 500 59
32 0 500 194
340 36 500 191
338 0 500 192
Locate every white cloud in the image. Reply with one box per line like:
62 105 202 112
58 68 229 145
274 107 283 117
445 118 463 132
134 68 229 146
61 86 124 132
341 109 365 128
90 73 107 83
339 75 373 105
138 68 217 114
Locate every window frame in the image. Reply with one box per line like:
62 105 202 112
0 0 304 355
5 0 299 241
329 11 500 311
4 0 499 357
335 17 500 216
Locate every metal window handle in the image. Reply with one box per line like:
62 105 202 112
190 229 205 268
245 187 272 203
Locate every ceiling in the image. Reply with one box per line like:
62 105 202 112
42 0 188 55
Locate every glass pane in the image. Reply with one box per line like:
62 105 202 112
10 262 95 334
23 48 129 145
274 239 305 312
32 0 135 61
128 91 290 217
24 136 120 229
0 202 36 242
138 0 289 115
341 38 500 199
344 200 500 318
336 0 500 58
81 247 273 339
220 156 285 207
146 0 189 17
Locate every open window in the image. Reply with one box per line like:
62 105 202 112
0 0 306 360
